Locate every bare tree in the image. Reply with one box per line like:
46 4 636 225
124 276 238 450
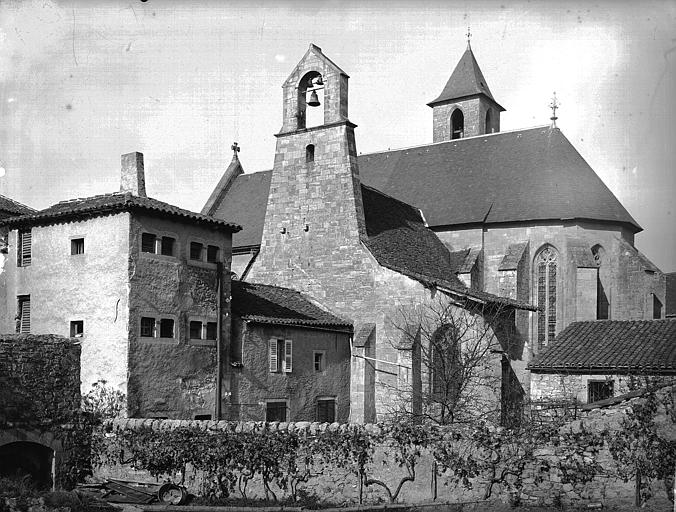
387 294 524 426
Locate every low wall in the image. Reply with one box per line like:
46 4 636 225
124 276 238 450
96 389 673 508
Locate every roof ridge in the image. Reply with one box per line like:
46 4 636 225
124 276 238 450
358 125 553 157
54 191 128 206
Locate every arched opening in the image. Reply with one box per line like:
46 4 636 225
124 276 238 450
451 109 464 139
0 442 54 489
297 71 324 130
652 294 663 319
485 108 494 134
592 245 610 319
429 324 462 423
306 144 315 164
534 245 558 350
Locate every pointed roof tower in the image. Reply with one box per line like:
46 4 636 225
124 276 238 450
428 42 504 141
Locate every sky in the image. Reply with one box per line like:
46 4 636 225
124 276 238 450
0 0 675 271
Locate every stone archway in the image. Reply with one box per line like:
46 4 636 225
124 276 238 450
0 441 54 489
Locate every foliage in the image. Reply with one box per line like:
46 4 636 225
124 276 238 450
81 380 126 421
607 386 676 506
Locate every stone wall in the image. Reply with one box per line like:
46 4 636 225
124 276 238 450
0 334 81 425
228 320 351 422
431 97 500 142
127 213 232 419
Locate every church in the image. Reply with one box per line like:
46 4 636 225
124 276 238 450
204 41 669 421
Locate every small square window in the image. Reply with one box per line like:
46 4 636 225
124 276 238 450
317 398 335 423
140 317 155 337
161 236 175 256
190 242 203 261
159 318 174 338
588 380 614 403
189 320 203 340
141 233 156 253
206 322 217 340
71 238 85 255
266 401 288 422
70 320 84 337
314 351 325 372
206 245 220 263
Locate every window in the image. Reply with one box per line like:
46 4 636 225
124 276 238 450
316 398 336 423
190 242 203 261
485 108 494 134
140 317 155 337
535 245 558 350
16 296 30 334
159 318 174 338
269 338 292 373
266 401 288 422
588 380 614 403
189 320 203 340
161 236 175 256
206 245 220 263
430 325 462 405
194 414 211 420
70 320 84 337
206 322 217 340
71 238 84 255
451 109 464 139
17 230 31 266
653 294 663 319
141 233 156 253
306 144 315 164
313 351 326 372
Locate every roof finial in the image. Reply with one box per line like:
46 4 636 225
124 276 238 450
231 142 240 158
466 26 472 50
549 92 560 128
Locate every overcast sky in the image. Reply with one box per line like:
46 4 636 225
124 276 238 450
1 0 675 271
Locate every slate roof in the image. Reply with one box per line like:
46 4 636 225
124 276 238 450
360 185 537 311
213 171 272 249
358 127 641 233
0 195 35 219
499 242 528 271
528 319 676 373
0 192 241 232
231 280 352 331
428 47 503 108
666 273 676 317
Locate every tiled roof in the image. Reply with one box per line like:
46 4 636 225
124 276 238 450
213 171 272 249
528 319 676 373
0 195 35 219
0 192 241 232
358 127 641 232
499 242 528 271
428 47 502 108
568 238 597 268
361 185 537 311
231 280 352 331
667 273 676 317
353 323 376 348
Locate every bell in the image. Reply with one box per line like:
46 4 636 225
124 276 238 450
307 90 320 107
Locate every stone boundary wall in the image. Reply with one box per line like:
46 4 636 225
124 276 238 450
100 389 672 507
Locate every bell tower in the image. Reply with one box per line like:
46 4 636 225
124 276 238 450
251 44 367 295
428 40 505 142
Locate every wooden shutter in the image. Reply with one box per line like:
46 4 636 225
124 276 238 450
19 231 32 266
284 339 293 373
20 298 30 333
268 338 278 372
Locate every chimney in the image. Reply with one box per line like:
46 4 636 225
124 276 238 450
120 152 147 197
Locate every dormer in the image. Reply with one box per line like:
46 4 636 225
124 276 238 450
428 45 505 142
279 44 351 134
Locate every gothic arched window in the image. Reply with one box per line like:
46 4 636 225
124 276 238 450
451 109 464 139
592 244 610 319
535 245 558 350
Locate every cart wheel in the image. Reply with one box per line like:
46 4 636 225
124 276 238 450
157 483 187 505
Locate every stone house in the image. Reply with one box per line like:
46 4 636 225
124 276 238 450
205 43 537 423
204 42 668 413
528 319 676 404
0 153 241 419
229 280 353 423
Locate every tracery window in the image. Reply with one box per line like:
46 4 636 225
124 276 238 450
536 246 558 350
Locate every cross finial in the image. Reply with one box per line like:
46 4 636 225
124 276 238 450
549 92 560 128
231 142 240 156
466 26 472 49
